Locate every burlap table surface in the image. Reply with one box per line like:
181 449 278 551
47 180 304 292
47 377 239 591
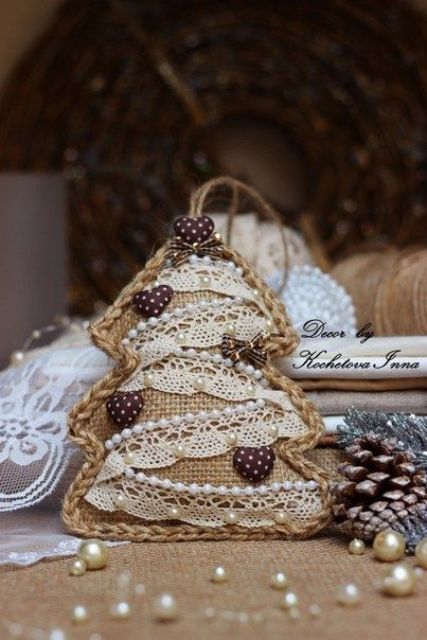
1 532 425 640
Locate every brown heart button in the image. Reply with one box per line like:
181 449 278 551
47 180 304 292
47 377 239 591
133 285 173 318
233 446 276 483
174 215 214 244
106 391 144 427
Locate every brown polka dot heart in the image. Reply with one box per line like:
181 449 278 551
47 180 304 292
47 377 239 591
106 391 144 427
173 215 214 244
133 285 173 318
233 446 276 483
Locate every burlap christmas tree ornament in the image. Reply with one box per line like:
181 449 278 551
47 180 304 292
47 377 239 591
63 178 332 541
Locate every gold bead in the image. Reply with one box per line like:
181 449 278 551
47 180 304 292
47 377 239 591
349 538 366 555
225 432 238 446
78 539 108 570
415 537 427 568
173 444 186 459
271 571 288 590
167 506 181 519
381 563 416 597
124 452 135 465
373 530 406 562
280 591 298 609
225 511 238 524
71 605 88 623
194 376 205 391
153 593 178 622
336 583 362 606
274 511 286 525
224 322 236 336
144 372 155 387
110 601 131 619
69 558 87 576
211 566 228 583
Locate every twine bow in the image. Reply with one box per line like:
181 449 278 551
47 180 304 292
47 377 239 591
166 234 223 267
221 333 267 368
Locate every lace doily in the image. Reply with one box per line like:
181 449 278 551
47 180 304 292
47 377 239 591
0 343 109 511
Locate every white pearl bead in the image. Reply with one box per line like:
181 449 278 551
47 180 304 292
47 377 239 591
283 481 293 491
265 319 274 331
144 372 155 387
382 563 417 597
268 425 279 438
224 322 236 336
148 317 158 326
306 480 318 491
415 537 427 568
211 566 228 583
256 398 266 408
271 482 281 493
225 432 238 446
200 351 210 361
373 530 406 562
78 539 108 570
136 472 145 482
112 433 122 444
199 275 211 286
146 421 156 430
189 254 199 264
167 506 181 519
153 593 178 622
122 429 132 440
171 415 182 426
121 338 129 346
349 539 366 555
257 485 268 495
114 493 126 508
189 483 199 494
162 479 172 489
218 485 227 496
110 601 131 619
128 329 137 339
280 592 298 609
198 411 209 422
235 267 243 276
244 486 254 496
224 358 233 367
186 348 196 357
254 369 263 379
202 483 214 494
175 482 185 492
71 605 88 623
235 404 245 414
174 308 184 317
105 439 114 450
194 377 205 391
274 511 286 524
271 571 288 590
173 444 186 459
336 583 361 606
225 511 238 524
69 558 87 576
125 468 135 479
176 332 186 345
212 353 222 364
231 486 242 497
185 412 195 423
253 288 260 297
246 364 255 375
162 312 171 322
294 481 304 491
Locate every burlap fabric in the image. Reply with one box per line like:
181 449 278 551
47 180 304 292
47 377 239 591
1 529 425 640
63 179 332 542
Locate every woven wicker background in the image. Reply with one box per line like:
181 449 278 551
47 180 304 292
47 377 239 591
0 0 427 313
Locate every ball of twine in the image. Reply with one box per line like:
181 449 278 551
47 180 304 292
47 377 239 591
332 248 427 335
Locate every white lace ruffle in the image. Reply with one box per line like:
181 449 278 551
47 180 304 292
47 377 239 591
0 342 110 512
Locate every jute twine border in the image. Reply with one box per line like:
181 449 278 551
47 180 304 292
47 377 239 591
62 178 333 541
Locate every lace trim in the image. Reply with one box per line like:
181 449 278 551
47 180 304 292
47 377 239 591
100 401 307 474
120 355 294 412
156 258 269 315
85 477 322 528
123 297 272 354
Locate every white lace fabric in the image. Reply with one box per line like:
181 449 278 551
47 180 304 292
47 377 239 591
85 255 324 529
0 341 109 512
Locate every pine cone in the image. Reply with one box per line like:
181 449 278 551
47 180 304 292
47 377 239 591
394 505 427 553
333 432 427 541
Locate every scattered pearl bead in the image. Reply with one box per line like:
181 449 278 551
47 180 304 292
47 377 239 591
288 607 300 620
143 372 155 387
11 351 24 365
415 537 427 568
349 538 366 555
373 530 406 562
280 592 298 609
173 444 186 459
110 601 131 619
77 539 107 570
336 583 361 606
225 432 238 446
134 582 146 596
382 563 416 597
211 566 228 583
271 571 288 590
49 630 66 640
69 558 87 576
153 593 179 622
204 606 216 620
71 605 88 623
225 511 238 524
309 603 321 617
